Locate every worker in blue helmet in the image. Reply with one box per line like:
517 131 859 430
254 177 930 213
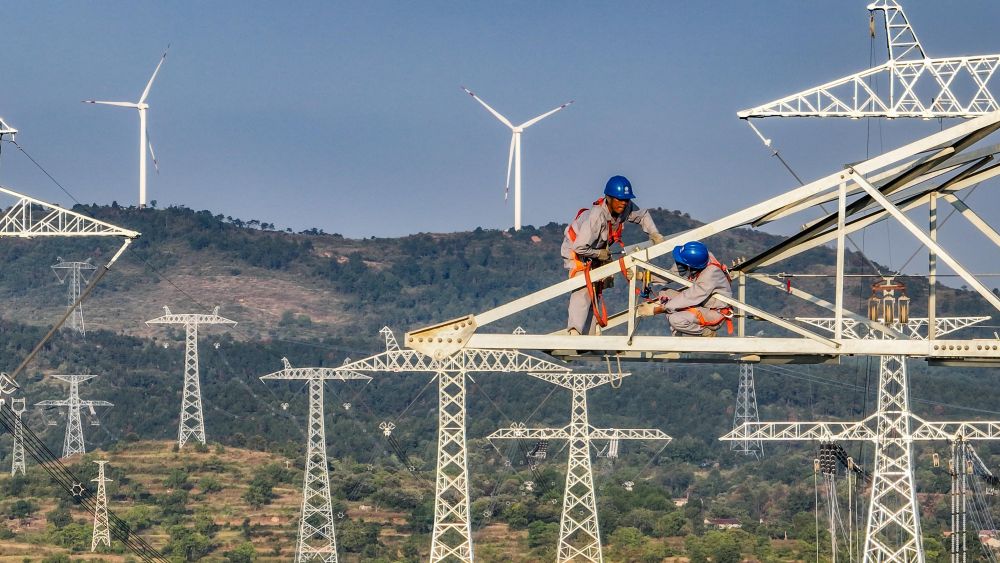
637 241 734 336
561 175 664 335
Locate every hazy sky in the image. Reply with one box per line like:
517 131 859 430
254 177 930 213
3 1 1000 274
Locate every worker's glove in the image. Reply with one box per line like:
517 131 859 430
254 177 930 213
596 248 611 261
636 301 658 318
649 232 665 245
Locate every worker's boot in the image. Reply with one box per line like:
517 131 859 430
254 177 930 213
701 327 717 337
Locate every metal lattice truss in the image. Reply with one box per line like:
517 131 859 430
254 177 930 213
339 328 569 563
260 359 370 563
91 460 112 552
35 374 113 458
405 110 1000 365
0 186 140 239
731 363 763 459
9 397 26 476
797 317 990 340
489 372 669 563
739 1 1000 119
146 307 236 448
0 117 16 139
52 258 98 335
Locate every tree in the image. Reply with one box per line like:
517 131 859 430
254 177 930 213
224 542 257 562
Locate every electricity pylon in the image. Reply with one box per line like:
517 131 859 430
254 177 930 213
51 257 97 335
260 358 371 563
488 372 670 563
724 315 996 563
146 306 236 448
91 460 112 551
10 397 26 475
731 363 763 459
340 327 570 563
740 0 1000 119
35 374 113 458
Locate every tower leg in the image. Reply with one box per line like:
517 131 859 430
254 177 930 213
64 381 86 458
557 385 602 563
296 379 338 562
430 371 473 563
732 363 764 459
179 321 207 447
862 355 924 563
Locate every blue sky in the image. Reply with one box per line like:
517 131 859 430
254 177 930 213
3 1 1000 275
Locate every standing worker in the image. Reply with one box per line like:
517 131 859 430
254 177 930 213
638 241 733 336
562 175 664 335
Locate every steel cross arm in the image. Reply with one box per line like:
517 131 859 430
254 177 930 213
489 426 571 440
528 372 630 390
635 260 836 347
910 418 1000 441
0 186 140 239
589 428 671 441
338 348 569 374
259 368 370 382
463 334 1000 359
797 317 990 340
36 400 113 407
721 419 877 442
145 314 237 326
406 111 1000 349
738 56 1000 119
850 169 1000 312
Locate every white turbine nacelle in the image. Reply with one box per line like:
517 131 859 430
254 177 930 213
462 86 573 231
84 46 169 208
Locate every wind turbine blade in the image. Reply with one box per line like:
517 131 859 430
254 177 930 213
146 131 159 174
139 45 169 103
505 133 515 201
519 100 574 129
83 100 139 108
461 86 514 129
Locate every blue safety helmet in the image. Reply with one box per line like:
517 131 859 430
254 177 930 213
673 241 710 270
604 175 635 200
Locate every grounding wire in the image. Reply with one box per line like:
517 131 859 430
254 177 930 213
4 139 83 206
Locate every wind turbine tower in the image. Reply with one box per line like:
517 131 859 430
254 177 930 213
260 358 371 563
146 306 236 448
91 460 112 552
52 258 97 335
84 47 168 208
35 374 113 458
462 86 573 231
489 372 670 563
10 397 26 476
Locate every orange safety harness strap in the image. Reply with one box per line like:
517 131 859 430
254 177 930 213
566 198 629 328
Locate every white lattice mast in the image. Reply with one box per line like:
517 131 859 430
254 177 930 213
91 460 112 551
260 358 371 563
10 397 26 476
51 258 97 335
739 1 1000 119
489 372 670 563
339 327 570 563
146 306 236 448
725 314 993 563
732 363 763 458
35 374 113 458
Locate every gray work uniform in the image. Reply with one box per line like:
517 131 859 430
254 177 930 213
561 199 659 334
657 252 732 336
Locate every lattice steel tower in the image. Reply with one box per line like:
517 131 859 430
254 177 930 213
731 363 763 459
51 257 97 335
10 397 26 475
260 358 370 562
146 306 236 447
340 326 570 563
35 374 113 458
489 372 670 563
91 460 112 551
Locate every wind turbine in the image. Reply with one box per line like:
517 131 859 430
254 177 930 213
84 47 168 209
462 86 573 231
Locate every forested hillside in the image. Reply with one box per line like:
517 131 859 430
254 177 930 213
0 204 998 561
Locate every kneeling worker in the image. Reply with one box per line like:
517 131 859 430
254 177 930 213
638 241 733 336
